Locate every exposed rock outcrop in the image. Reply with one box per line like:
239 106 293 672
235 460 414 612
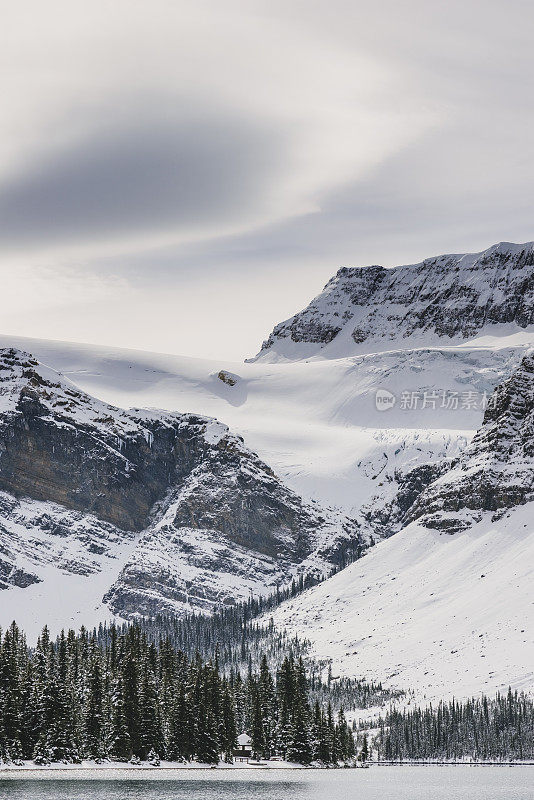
361 460 451 539
0 348 209 531
405 354 534 531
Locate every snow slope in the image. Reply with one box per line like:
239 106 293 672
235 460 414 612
267 504 534 704
268 353 534 702
0 493 136 641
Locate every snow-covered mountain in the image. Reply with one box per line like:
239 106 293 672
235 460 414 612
2 242 532 525
0 348 359 636
267 355 534 703
357 357 534 538
254 240 534 362
268 502 534 706
0 333 526 517
0 238 533 702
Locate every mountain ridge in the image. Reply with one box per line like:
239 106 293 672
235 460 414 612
254 240 534 362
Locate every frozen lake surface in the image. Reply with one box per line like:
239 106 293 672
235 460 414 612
1 766 533 800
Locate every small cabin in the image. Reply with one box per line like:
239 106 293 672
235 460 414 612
233 732 253 762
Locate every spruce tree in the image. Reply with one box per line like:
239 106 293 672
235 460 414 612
258 654 276 757
195 704 220 764
0 623 23 761
108 672 132 761
250 687 265 759
120 639 141 757
220 681 237 762
84 639 105 760
138 649 163 759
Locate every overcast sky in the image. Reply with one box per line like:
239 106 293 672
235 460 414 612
2 0 534 360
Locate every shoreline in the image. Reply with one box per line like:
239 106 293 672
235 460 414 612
374 761 534 767
1 761 533 775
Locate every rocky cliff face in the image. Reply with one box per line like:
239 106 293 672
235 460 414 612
0 348 208 531
255 241 534 360
360 460 451 540
0 489 135 592
398 354 534 532
0 348 361 616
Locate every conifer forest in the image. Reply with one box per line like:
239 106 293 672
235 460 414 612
0 621 356 765
1 616 533 767
377 691 534 762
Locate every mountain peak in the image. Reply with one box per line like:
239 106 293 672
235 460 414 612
252 240 534 362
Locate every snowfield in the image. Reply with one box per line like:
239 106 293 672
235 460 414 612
0 493 134 640
267 503 534 705
0 332 529 514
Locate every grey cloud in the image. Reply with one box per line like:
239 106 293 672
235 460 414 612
3 0 534 361
97 117 534 288
0 105 287 248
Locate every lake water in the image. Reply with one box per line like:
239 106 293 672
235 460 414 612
0 767 532 800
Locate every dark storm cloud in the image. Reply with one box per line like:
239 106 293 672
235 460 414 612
0 107 286 248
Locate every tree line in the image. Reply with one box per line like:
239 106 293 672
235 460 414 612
94 597 398 713
377 689 534 761
95 616 395 715
0 621 355 765
95 572 329 670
